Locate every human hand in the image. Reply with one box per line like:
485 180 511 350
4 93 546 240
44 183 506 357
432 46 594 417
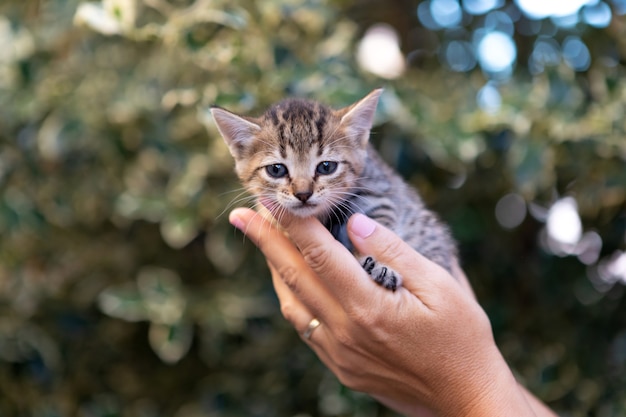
228 208 548 416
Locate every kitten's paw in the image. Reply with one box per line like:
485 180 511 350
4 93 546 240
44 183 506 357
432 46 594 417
361 256 403 291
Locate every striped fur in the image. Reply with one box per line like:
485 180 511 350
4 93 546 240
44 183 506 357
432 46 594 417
211 89 457 290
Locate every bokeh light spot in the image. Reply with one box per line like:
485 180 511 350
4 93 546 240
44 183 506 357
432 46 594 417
593 250 626 292
476 31 517 74
546 197 582 246
417 1 441 30
582 2 612 27
357 24 406 79
601 251 626 283
477 83 502 112
462 0 503 15
551 13 581 28
562 36 591 71
431 0 463 28
485 10 515 36
515 0 597 19
495 193 527 229
443 40 477 71
576 231 603 265
528 36 561 74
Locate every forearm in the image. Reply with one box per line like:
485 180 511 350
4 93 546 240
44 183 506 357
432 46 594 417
521 384 558 417
374 354 552 417
451 267 556 416
376 384 554 417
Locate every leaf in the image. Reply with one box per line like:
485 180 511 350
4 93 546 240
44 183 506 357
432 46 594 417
189 8 248 30
137 267 187 325
148 321 193 364
74 2 123 35
97 283 147 322
204 223 245 274
160 213 198 249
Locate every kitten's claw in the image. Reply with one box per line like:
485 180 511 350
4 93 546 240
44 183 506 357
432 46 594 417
360 256 402 291
363 256 376 273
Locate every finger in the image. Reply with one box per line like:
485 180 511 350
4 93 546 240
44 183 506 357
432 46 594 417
347 213 457 299
229 208 341 323
269 264 335 352
268 263 314 334
273 211 382 308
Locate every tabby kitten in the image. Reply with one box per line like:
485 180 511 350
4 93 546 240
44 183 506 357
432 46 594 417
211 89 457 290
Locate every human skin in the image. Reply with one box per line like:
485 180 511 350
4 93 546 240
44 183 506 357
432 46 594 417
228 208 557 417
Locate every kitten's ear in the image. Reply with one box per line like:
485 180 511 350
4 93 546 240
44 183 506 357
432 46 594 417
339 88 383 147
210 106 261 156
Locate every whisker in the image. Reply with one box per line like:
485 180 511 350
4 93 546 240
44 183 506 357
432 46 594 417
216 186 279 219
216 192 255 219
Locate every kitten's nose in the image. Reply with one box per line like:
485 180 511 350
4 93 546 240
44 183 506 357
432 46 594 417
294 191 313 203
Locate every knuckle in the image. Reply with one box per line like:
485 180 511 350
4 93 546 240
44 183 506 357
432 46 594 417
276 264 300 293
345 303 388 343
346 296 384 328
302 242 333 273
279 300 298 323
333 329 353 348
347 304 376 328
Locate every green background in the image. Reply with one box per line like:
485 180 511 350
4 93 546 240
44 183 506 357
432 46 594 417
0 0 625 415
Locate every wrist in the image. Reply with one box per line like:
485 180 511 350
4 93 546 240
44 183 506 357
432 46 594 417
436 347 537 417
372 396 436 417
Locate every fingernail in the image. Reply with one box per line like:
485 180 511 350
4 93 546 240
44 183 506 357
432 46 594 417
229 212 245 231
350 213 376 239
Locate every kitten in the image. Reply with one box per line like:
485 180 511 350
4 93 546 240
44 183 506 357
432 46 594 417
211 89 457 290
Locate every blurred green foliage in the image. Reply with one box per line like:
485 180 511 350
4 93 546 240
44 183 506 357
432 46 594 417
0 0 625 416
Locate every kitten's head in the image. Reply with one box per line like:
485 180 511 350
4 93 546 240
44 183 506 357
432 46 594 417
211 89 382 218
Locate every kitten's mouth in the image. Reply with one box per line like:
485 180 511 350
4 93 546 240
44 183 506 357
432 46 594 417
290 202 322 217
259 197 321 218
294 201 318 210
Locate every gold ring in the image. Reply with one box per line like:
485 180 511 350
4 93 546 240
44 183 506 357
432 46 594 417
302 318 321 340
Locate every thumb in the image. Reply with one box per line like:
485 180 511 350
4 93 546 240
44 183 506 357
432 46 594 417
347 213 454 296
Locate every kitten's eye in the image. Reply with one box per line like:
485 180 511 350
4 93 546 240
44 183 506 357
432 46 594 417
316 161 338 175
266 164 288 178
